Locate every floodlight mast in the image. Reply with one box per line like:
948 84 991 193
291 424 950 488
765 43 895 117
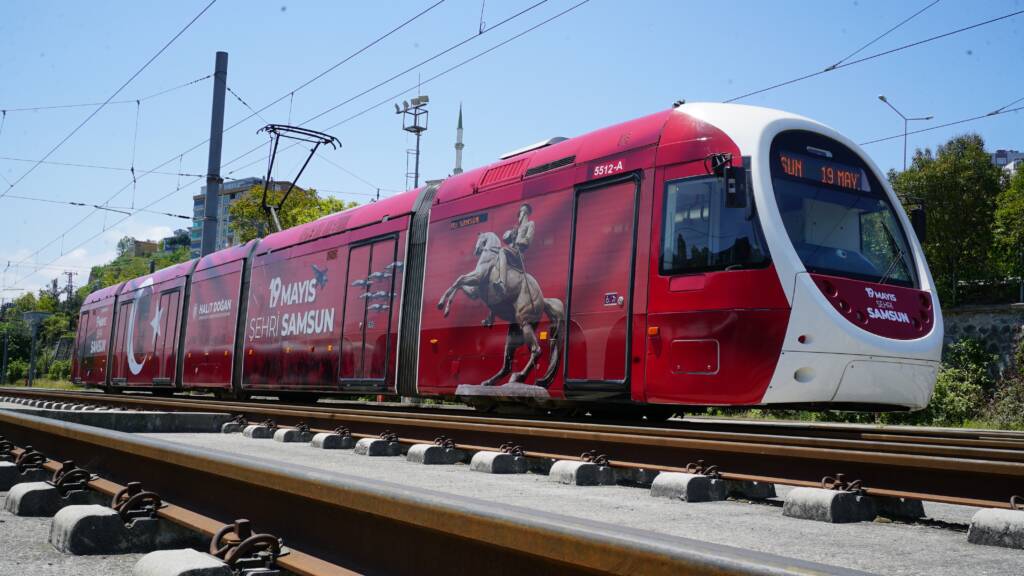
396 95 429 189
257 124 340 233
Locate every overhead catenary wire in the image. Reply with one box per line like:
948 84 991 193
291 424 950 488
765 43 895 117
302 0 549 128
9 0 444 278
315 150 384 191
318 188 390 199
326 1 593 133
0 74 212 113
0 112 8 186
130 100 142 208
860 101 1024 146
9 0 447 275
0 0 218 199
5 262 92 273
13 1 591 291
990 95 1024 116
224 0 563 180
227 0 591 186
14 173 205 285
222 0 556 178
726 8 1024 103
826 0 941 70
0 156 202 178
5 192 191 218
226 85 270 125
228 82 383 193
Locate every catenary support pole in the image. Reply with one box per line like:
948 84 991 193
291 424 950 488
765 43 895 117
200 51 228 257
27 323 38 387
1 332 8 385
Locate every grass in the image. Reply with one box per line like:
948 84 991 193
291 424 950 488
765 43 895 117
4 378 84 391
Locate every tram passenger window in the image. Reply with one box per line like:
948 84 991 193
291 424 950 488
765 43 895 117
660 176 769 275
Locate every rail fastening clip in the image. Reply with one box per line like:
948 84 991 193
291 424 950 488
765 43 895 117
111 481 165 522
210 518 287 574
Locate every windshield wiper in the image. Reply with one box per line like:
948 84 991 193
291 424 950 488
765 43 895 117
877 245 905 286
876 216 909 286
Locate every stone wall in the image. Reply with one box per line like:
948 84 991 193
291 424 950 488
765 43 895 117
943 304 1024 375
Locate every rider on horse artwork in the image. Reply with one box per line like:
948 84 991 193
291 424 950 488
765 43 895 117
438 203 564 391
494 204 534 298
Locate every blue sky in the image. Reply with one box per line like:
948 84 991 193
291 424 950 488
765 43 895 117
1 0 1022 296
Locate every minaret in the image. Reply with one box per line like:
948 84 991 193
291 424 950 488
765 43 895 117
453 104 464 175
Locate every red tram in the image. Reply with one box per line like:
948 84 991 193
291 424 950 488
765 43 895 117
73 103 943 413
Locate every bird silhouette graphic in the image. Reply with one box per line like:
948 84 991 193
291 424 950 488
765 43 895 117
312 264 329 290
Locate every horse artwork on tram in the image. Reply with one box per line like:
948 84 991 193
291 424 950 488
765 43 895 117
437 203 565 395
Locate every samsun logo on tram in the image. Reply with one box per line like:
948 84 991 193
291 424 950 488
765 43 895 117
249 267 335 341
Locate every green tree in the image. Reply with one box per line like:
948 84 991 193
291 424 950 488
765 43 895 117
83 247 192 291
116 235 134 257
889 134 1003 305
992 169 1024 281
228 185 357 243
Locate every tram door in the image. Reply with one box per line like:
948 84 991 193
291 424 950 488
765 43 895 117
565 176 639 390
340 236 399 388
154 290 180 381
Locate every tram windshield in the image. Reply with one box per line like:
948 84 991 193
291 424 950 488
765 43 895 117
770 131 919 288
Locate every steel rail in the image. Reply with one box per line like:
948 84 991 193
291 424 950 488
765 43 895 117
6 446 356 576
3 389 1023 509
6 386 1024 447
4 387 1023 456
0 409 869 576
9 388 1024 464
2 389 1023 508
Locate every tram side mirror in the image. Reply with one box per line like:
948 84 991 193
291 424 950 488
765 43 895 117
910 207 927 243
724 166 747 208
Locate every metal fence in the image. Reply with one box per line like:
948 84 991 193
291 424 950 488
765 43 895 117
956 277 1024 306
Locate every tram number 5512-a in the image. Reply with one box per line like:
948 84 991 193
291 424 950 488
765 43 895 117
592 160 625 178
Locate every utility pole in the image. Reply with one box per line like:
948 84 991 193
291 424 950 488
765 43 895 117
63 271 76 303
201 51 229 256
28 323 38 387
63 271 77 330
1 332 8 385
23 311 51 387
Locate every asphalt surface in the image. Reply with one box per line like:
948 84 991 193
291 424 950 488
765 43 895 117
0 493 142 576
145 431 1024 576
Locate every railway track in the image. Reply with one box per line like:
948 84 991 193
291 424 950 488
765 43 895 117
2 443 354 576
2 387 1022 511
0 401 874 576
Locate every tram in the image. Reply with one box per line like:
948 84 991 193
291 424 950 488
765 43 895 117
73 103 942 414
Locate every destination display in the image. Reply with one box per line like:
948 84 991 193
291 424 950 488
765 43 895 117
776 150 870 192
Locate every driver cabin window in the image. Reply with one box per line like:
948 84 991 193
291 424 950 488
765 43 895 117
660 176 768 275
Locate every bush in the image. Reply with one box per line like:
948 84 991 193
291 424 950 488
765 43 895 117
882 338 993 427
921 339 994 425
48 359 71 381
5 359 27 383
986 377 1024 430
944 339 997 392
926 367 988 426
